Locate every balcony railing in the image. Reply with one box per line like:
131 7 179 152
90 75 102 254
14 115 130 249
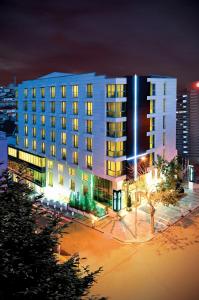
107 150 125 157
107 130 126 138
107 111 126 118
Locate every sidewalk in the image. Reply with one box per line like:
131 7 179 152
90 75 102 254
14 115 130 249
67 187 199 243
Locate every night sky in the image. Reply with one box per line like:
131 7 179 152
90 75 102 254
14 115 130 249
0 0 198 88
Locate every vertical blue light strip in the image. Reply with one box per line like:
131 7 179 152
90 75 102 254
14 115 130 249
134 74 138 179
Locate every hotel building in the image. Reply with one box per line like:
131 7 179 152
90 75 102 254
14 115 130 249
8 72 176 211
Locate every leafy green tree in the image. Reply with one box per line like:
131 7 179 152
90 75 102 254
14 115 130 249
0 170 104 300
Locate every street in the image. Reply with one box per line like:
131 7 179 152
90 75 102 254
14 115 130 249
60 208 199 300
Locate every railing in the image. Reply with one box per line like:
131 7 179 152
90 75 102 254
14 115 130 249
107 131 126 138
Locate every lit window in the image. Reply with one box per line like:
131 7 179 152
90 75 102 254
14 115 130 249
150 100 155 113
61 148 67 160
41 101 45 112
47 160 54 169
86 155 93 169
150 117 155 131
61 85 66 98
50 101 55 113
24 137 28 148
72 85 78 98
8 147 17 157
41 142 45 153
50 86 56 98
24 88 28 98
73 135 78 148
86 120 92 134
32 140 37 151
32 101 36 112
72 118 78 131
107 122 125 138
58 174 64 185
19 151 46 167
16 136 19 145
107 161 122 177
41 115 45 126
107 84 115 98
86 102 93 116
116 84 126 97
24 125 28 136
41 87 45 98
23 101 28 111
32 114 36 125
86 137 92 151
150 134 155 149
61 117 66 129
107 102 126 118
61 132 67 145
70 179 75 191
41 128 45 139
58 164 64 172
61 101 66 113
50 145 56 157
82 172 89 181
87 84 93 98
24 114 28 123
69 167 76 176
107 141 125 157
73 151 78 164
32 88 36 98
51 116 55 127
73 101 78 115
51 130 56 142
32 127 36 137
48 172 53 187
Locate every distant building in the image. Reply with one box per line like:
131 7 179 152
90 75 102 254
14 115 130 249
176 89 189 157
0 131 7 174
8 72 176 211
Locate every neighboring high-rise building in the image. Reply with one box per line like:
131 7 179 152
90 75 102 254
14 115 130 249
8 72 176 211
176 89 189 157
0 131 7 174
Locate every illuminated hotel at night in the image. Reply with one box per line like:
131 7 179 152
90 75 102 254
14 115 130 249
8 72 176 212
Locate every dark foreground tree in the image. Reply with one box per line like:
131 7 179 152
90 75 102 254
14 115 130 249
0 170 105 300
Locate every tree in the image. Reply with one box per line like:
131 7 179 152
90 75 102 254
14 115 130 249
127 194 132 211
0 169 104 300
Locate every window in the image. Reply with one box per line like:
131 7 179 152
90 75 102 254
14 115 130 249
116 84 126 97
32 140 37 151
72 118 78 131
58 164 64 173
47 160 54 169
23 101 28 111
107 141 125 157
41 142 45 153
61 117 66 129
69 167 76 176
51 130 56 142
86 155 93 169
16 136 19 145
86 120 93 134
150 117 155 131
106 84 126 98
163 98 166 113
86 102 93 116
24 137 28 148
70 179 75 191
48 172 53 187
41 128 45 139
32 114 36 125
86 137 93 151
150 134 155 149
51 116 55 127
107 102 126 118
19 151 46 167
50 101 55 113
61 101 66 113
24 125 28 136
73 101 78 115
24 88 28 98
58 174 64 185
32 101 36 112
163 82 167 95
163 132 166 146
41 87 45 98
32 88 36 98
61 148 67 160
41 101 45 112
32 127 36 137
24 114 28 123
73 135 78 148
87 84 93 98
61 85 66 98
41 115 45 126
151 83 156 96
107 122 126 138
72 85 78 98
107 161 122 177
73 151 78 164
82 173 89 181
107 84 115 98
50 86 56 98
8 147 17 158
163 116 166 129
50 145 56 157
150 100 155 113
60 132 66 145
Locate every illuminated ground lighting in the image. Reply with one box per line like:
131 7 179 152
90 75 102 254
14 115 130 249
195 81 199 88
141 156 146 161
